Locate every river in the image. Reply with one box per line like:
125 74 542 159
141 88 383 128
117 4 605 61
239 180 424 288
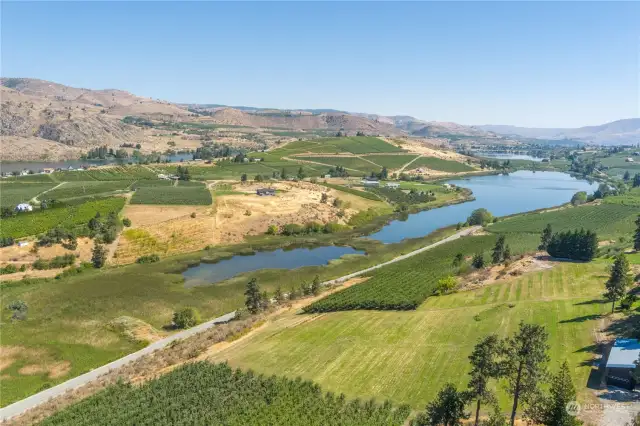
368 171 597 243
473 151 544 162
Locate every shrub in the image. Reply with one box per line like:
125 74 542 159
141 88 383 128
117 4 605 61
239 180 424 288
173 307 201 329
266 225 278 235
546 229 598 261
136 254 160 264
571 191 588 206
282 223 305 236
433 275 457 295
122 217 132 227
467 208 493 226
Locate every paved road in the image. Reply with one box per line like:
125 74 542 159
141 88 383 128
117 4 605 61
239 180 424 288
0 312 236 421
0 226 479 421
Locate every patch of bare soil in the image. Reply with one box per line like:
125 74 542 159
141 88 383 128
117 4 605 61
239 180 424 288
458 254 555 291
106 316 164 344
0 237 95 281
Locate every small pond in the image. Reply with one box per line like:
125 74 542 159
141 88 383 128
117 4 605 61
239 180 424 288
367 171 598 244
182 246 364 287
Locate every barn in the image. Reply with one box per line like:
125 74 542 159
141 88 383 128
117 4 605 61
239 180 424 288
605 338 640 390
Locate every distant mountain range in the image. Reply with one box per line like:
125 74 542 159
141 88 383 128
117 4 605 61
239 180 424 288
1 77 636 161
476 118 640 145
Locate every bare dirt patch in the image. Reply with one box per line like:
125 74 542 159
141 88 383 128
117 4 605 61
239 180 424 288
458 254 555 291
0 237 94 265
18 361 71 379
107 316 164 344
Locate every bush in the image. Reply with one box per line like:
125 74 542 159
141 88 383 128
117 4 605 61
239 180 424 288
136 254 160 264
266 225 278 235
546 229 598 261
571 191 588 206
467 208 493 226
122 217 132 227
433 275 457 295
173 307 201 329
282 223 305 236
0 264 18 275
324 222 347 233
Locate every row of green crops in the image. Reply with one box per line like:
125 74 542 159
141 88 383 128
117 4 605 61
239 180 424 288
362 154 419 169
0 197 126 239
0 182 56 207
52 166 157 181
409 157 475 173
488 203 639 240
131 186 212 205
44 181 134 200
41 362 411 426
295 156 382 173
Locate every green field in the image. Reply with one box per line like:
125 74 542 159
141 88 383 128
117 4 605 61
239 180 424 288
0 197 126 239
488 203 638 240
305 233 538 312
410 157 475 173
321 183 383 201
52 166 157 182
44 181 133 201
209 262 610 410
0 182 56 207
1 174 55 183
131 186 212 205
296 156 382 174
362 154 419 169
41 362 411 426
271 137 404 156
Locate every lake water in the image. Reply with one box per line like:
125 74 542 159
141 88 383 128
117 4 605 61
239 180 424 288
367 171 598 244
182 246 364 287
474 151 544 162
0 153 193 174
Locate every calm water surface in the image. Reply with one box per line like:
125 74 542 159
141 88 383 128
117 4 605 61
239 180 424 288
182 246 364 287
368 171 597 244
474 152 544 162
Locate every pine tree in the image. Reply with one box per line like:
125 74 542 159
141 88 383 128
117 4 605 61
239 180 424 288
311 275 321 295
244 278 262 314
467 335 504 426
413 383 468 426
624 170 631 181
525 361 582 426
91 244 107 268
633 173 640 188
297 167 305 180
274 286 283 303
634 215 640 251
502 322 550 426
472 252 485 269
492 236 506 264
605 254 632 313
539 224 552 250
503 245 511 261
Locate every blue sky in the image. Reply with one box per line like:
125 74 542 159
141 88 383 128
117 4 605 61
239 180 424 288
2 1 638 127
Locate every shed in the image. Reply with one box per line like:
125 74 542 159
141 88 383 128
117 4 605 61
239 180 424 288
605 338 640 389
626 158 634 163
15 203 33 212
324 174 331 179
256 188 276 196
361 179 380 187
386 182 400 189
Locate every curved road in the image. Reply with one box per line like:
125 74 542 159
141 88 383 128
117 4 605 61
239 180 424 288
0 225 479 421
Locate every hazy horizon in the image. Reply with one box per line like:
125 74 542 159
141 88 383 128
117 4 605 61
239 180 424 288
2 2 638 128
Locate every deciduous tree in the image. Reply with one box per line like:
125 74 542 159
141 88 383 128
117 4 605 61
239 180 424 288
413 383 468 426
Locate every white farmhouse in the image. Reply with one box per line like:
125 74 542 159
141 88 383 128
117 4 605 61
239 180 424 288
15 203 33 212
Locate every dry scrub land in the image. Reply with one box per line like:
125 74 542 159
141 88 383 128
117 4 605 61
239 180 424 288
114 181 386 264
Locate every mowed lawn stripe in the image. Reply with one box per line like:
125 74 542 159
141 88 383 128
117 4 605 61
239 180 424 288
208 262 609 410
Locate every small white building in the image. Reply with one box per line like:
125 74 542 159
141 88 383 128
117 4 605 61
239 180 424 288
17 241 29 247
324 174 331 179
386 182 400 189
15 203 33 212
626 158 634 163
361 179 380 187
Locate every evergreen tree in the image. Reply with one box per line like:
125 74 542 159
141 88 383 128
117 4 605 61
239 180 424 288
311 275 321 295
634 215 640 251
281 167 286 179
492 236 506 264
624 170 631 181
297 167 305 180
244 278 262 314
503 245 511 262
472 252 485 269
525 361 582 426
240 173 247 182
413 383 468 426
452 253 464 267
467 335 504 426
633 173 640 188
274 286 283 303
539 224 552 250
604 254 632 313
502 322 550 426
91 244 107 268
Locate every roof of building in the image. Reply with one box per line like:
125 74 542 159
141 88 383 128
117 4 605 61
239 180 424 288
606 338 640 369
16 203 31 208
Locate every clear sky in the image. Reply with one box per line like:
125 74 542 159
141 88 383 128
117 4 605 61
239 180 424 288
2 1 639 128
